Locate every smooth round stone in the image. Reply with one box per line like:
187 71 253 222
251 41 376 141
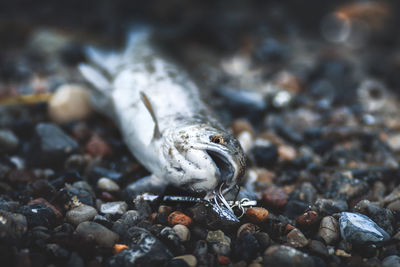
287 228 308 248
97 177 120 192
173 224 190 242
75 221 118 248
173 255 197 267
382 255 400 267
339 212 390 245
100 201 128 215
263 245 315 267
66 204 97 226
48 84 92 123
318 216 339 245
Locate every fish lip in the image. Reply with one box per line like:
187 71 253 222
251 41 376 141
205 147 237 186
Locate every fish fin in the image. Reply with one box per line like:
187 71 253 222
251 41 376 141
85 46 121 76
140 91 162 139
124 26 153 56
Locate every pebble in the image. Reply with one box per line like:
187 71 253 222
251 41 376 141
75 221 119 248
207 230 231 256
168 211 192 227
66 204 97 226
28 197 62 218
173 255 197 267
263 186 288 208
314 198 348 216
93 214 113 228
263 245 315 267
85 134 112 158
296 211 319 228
18 202 57 228
160 226 184 254
97 177 120 192
287 228 309 247
326 175 369 202
252 142 278 168
246 207 269 224
112 210 141 236
318 216 339 245
237 223 258 237
58 187 94 210
308 240 329 258
339 212 390 245
353 200 395 235
172 224 190 242
233 232 260 262
48 84 92 123
30 123 79 166
100 201 128 215
0 129 19 153
0 210 27 244
254 232 271 251
278 145 297 161
113 244 129 254
382 255 400 267
386 200 400 212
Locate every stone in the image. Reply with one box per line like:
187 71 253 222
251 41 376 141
173 255 197 267
237 223 258 238
112 210 141 236
314 199 348 216
173 224 190 242
233 232 260 262
66 204 97 226
382 255 400 267
296 211 319 228
30 123 79 167
339 212 390 245
0 210 27 244
58 187 94 210
75 221 119 248
254 232 271 251
159 226 184 254
168 211 192 227
85 134 112 158
109 227 172 266
93 214 113 228
48 84 92 123
246 207 269 224
287 228 308 247
353 200 395 235
284 200 310 219
207 230 231 256
263 245 315 267
97 177 120 192
100 201 128 215
326 175 369 202
28 198 62 218
263 186 288 208
252 143 278 168
0 129 19 153
318 216 339 245
308 240 328 257
18 202 57 228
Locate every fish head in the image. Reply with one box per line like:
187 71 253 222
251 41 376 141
164 124 246 195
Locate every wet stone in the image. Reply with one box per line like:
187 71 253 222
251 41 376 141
263 245 315 267
339 212 390 246
65 204 97 226
193 240 209 266
159 226 184 254
0 210 27 244
168 211 192 227
326 175 369 202
100 201 128 215
314 198 348 216
112 210 140 236
207 230 231 256
93 214 113 228
318 216 339 245
287 228 308 248
29 123 78 167
172 224 190 242
46 243 70 260
18 202 57 228
97 177 120 192
353 200 395 235
75 221 119 248
58 187 94 210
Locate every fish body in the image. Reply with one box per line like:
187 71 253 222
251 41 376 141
79 29 246 196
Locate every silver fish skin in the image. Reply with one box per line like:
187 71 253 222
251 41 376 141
79 29 246 195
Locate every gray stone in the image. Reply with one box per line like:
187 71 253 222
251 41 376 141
314 198 348 216
173 224 190 242
263 245 315 267
318 216 339 245
287 228 308 247
75 221 118 248
339 212 390 245
308 240 328 257
0 210 27 244
66 204 97 226
0 129 19 153
100 201 128 215
382 255 400 267
353 200 395 235
112 210 141 236
97 177 120 192
173 255 197 267
35 123 78 154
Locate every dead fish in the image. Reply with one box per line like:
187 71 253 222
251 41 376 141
78 28 246 207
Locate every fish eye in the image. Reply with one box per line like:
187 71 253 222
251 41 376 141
211 135 224 144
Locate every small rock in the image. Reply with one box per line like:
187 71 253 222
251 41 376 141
160 226 184 254
339 212 390 245
308 240 328 257
284 200 310 219
93 214 113 228
113 244 129 254
263 186 288 208
173 255 197 267
353 200 395 235
158 205 172 215
18 202 57 228
28 197 62 218
48 84 92 123
85 134 112 158
168 211 192 227
382 255 400 267
193 240 209 266
0 129 19 153
173 224 190 242
46 243 70 260
326 174 369 202
0 210 27 244
296 211 320 229
218 255 231 265
254 232 271 251
58 187 94 210
112 210 141 236
387 200 400 212
295 182 317 204
75 221 119 248
233 232 260 262
318 216 339 245
263 245 315 267
278 145 297 161
97 177 120 192
207 230 231 256
252 142 278 168
237 223 258 238
314 199 348 216
100 201 128 215
287 228 308 247
246 207 269 224
66 204 97 226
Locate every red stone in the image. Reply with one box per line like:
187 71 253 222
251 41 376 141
168 211 192 227
263 186 288 208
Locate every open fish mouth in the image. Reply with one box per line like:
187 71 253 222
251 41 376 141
205 149 235 184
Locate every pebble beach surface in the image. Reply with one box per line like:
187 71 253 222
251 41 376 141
1 1 400 266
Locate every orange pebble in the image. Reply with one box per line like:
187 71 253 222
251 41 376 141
113 244 129 254
168 211 193 227
218 255 231 265
246 207 269 224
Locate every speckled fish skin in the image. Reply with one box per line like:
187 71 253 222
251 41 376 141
79 28 246 195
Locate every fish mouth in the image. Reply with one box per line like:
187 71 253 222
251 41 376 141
205 149 236 185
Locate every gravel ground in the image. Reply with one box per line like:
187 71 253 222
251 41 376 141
1 1 400 266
